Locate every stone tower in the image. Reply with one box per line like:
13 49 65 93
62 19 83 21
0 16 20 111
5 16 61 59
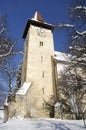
21 11 56 117
7 11 57 118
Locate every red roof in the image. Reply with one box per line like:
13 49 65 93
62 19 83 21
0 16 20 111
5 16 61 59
33 11 44 22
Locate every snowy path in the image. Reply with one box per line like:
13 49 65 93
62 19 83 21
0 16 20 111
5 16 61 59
0 118 85 130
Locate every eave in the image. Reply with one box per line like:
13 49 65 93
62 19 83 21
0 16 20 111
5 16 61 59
22 19 55 39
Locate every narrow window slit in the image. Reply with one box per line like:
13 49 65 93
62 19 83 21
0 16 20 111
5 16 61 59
41 56 43 62
42 71 44 77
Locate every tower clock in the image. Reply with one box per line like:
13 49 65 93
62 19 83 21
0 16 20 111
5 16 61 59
37 27 46 36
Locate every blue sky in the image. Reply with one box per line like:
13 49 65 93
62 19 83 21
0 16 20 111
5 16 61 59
0 0 72 94
0 0 72 52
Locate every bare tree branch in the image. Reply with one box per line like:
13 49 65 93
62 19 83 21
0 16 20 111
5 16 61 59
0 44 14 58
11 51 23 55
72 5 86 12
0 27 6 34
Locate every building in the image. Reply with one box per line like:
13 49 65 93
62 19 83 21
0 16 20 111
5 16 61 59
6 11 86 120
7 11 60 118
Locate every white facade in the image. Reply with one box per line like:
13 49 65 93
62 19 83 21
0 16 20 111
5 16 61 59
54 51 70 73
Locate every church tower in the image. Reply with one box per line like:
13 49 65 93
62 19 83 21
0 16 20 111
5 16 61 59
20 11 56 117
5 11 57 119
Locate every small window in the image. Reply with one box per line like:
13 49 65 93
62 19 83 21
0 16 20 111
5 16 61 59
42 87 44 94
41 42 43 46
42 71 44 77
40 41 43 46
41 56 43 62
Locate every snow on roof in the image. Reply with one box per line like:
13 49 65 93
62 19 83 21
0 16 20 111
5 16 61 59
23 11 54 39
4 98 8 106
31 11 54 27
16 82 31 95
54 51 70 62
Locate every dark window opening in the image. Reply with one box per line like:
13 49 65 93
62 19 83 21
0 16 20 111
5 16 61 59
41 56 43 62
42 71 44 77
42 87 44 94
40 41 43 46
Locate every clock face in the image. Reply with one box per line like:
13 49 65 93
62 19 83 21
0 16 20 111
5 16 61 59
37 28 46 36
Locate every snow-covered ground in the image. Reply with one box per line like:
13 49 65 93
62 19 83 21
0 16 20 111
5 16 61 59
0 118 86 130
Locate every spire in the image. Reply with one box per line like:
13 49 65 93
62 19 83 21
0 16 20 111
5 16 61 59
32 11 44 23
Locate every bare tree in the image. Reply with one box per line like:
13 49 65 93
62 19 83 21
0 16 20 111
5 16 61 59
0 84 6 107
0 15 23 104
57 0 86 122
57 68 86 119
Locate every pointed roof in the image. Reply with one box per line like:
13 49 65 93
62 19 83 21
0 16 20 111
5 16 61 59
22 11 54 39
32 11 44 23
